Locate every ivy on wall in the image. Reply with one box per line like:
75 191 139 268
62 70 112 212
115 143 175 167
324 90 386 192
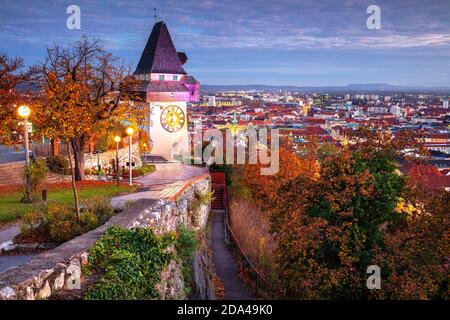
84 226 176 300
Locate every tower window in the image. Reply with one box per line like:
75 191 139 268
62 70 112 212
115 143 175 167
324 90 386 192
159 75 165 81
173 75 178 81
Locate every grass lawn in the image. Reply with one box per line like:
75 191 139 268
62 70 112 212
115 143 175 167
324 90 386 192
0 182 135 224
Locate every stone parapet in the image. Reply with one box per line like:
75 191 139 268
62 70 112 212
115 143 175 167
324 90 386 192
0 174 212 300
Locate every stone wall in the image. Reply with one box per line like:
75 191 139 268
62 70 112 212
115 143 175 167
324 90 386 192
84 142 142 172
0 175 216 300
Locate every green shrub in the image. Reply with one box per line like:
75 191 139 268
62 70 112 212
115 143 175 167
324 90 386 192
194 190 213 208
19 198 113 243
123 164 156 177
176 225 197 296
46 155 69 175
85 227 175 300
81 196 114 222
45 203 80 242
191 190 214 226
23 158 49 202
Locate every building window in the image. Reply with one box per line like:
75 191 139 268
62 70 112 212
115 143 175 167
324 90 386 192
173 75 178 81
159 75 165 81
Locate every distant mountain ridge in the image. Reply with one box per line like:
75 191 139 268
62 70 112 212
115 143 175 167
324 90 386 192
202 83 450 93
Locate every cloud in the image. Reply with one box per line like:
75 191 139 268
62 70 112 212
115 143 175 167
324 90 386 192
1 0 449 86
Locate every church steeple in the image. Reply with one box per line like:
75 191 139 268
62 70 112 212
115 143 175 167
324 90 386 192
134 21 186 75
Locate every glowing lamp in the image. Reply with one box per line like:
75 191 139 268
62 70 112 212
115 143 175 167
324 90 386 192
18 105 31 118
126 127 134 136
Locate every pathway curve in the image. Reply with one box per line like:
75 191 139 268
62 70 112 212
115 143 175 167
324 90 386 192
136 163 208 187
211 209 253 300
112 163 208 208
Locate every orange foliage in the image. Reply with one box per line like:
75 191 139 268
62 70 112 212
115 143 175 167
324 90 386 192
240 146 319 213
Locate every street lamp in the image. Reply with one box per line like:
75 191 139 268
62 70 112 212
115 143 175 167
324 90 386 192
126 127 134 186
18 105 31 202
114 135 121 186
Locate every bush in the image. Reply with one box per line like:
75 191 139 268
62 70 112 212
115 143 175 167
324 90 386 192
85 227 175 300
175 225 197 296
23 158 49 202
123 164 156 177
19 197 113 243
81 196 114 222
46 155 69 175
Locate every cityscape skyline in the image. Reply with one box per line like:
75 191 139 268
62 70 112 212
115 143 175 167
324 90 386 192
0 0 449 87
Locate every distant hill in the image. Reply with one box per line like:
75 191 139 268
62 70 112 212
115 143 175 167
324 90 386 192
201 83 450 93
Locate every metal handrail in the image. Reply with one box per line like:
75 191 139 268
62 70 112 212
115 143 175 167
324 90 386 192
221 183 280 298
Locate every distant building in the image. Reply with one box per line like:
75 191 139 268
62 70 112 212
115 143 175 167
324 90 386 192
207 95 216 107
443 99 449 109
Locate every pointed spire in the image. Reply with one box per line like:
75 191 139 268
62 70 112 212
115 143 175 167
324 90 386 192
134 21 186 75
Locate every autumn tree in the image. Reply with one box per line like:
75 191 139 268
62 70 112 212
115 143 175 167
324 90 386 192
272 129 446 299
370 183 449 299
238 138 319 217
234 127 446 299
32 36 143 181
0 54 34 145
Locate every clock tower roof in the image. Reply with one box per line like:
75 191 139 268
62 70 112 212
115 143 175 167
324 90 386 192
135 21 187 75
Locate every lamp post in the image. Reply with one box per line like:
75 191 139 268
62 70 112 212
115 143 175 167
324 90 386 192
114 136 121 186
126 127 134 186
18 105 31 202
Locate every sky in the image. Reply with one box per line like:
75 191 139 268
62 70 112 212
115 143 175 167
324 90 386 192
0 0 449 87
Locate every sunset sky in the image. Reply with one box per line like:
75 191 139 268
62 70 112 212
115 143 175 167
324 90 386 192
1 0 449 86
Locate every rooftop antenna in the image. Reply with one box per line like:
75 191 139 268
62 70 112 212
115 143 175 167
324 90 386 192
162 6 165 22
153 7 157 24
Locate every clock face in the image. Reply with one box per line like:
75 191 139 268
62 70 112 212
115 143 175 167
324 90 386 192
160 105 185 133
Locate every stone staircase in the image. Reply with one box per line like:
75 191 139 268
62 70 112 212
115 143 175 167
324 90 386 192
143 155 168 163
211 184 225 210
211 172 226 211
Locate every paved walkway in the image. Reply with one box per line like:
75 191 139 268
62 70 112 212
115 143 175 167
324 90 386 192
0 255 36 273
112 163 208 208
211 209 252 300
136 163 208 187
0 225 32 273
0 224 20 244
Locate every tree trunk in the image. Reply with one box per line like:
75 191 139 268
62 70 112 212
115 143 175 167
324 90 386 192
67 143 80 220
51 138 59 156
71 135 87 181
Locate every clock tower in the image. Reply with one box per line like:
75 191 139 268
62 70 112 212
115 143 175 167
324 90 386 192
133 21 200 161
